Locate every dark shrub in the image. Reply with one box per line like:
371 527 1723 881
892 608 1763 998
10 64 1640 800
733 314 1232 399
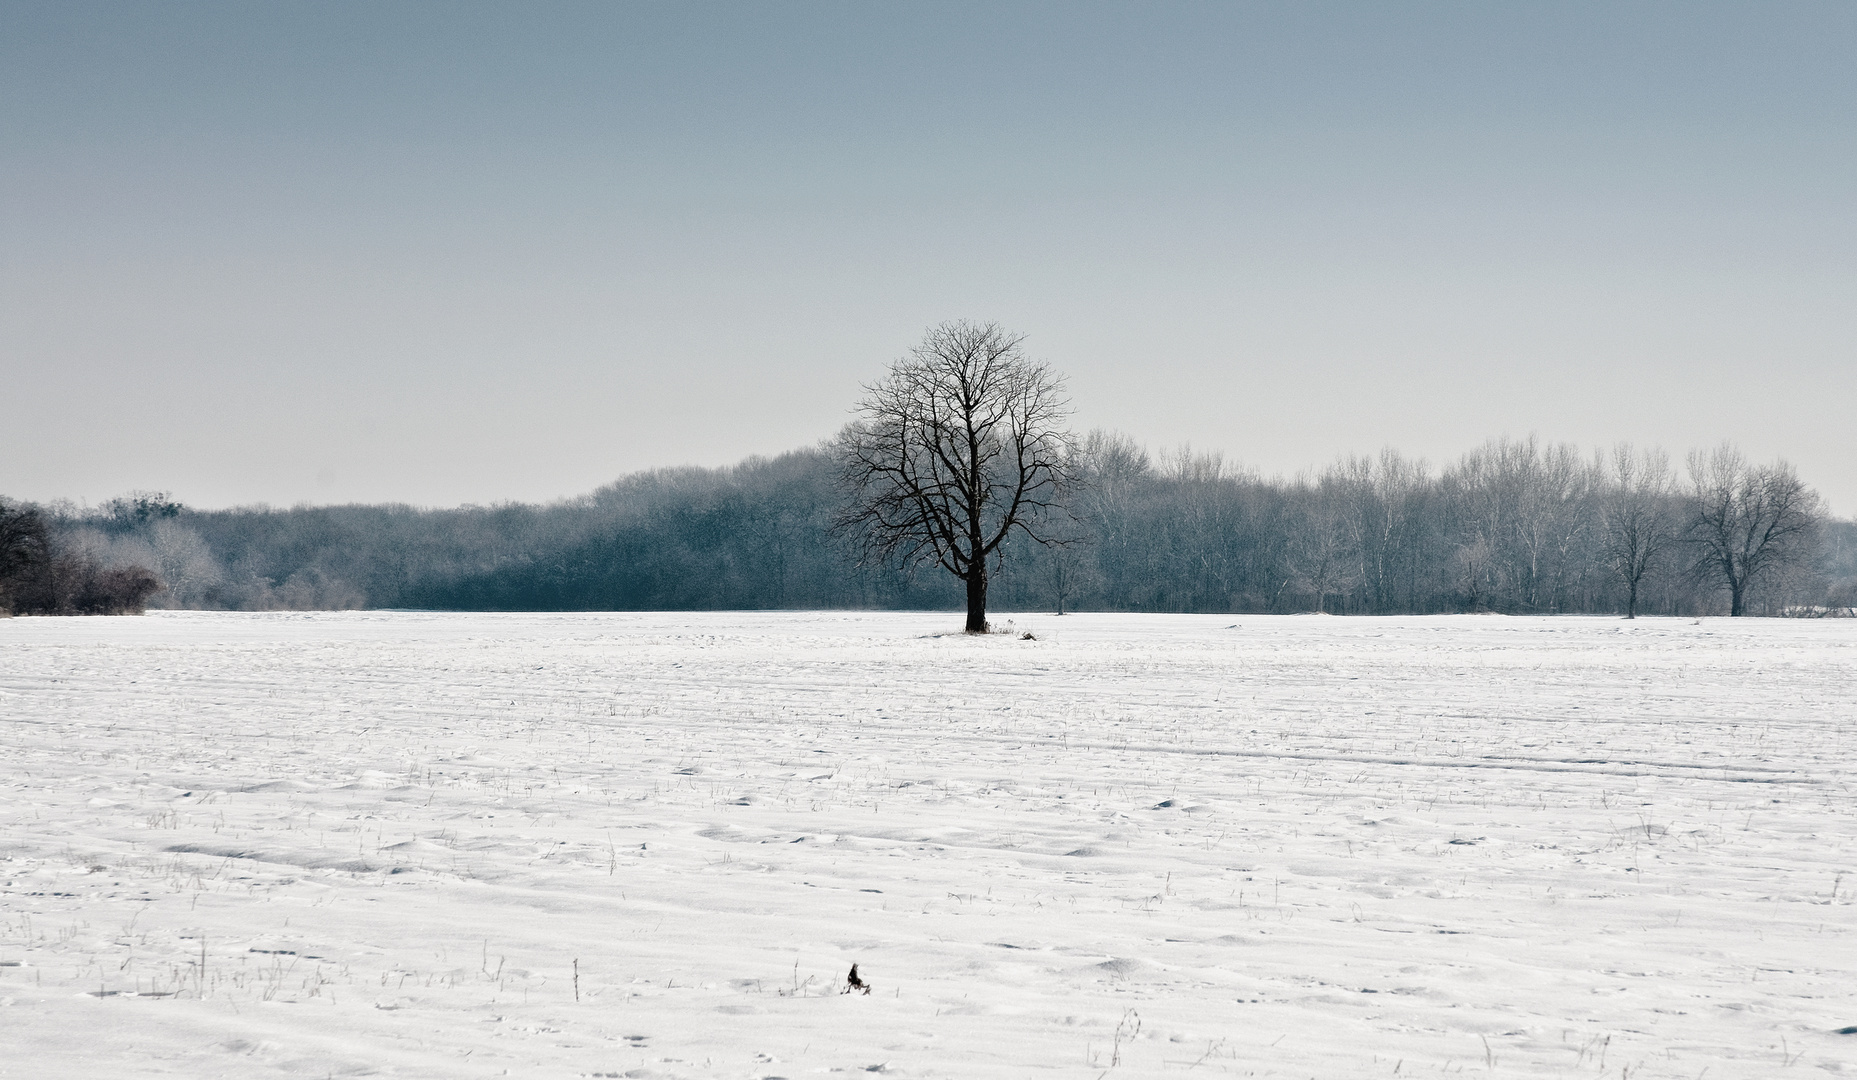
74 563 164 615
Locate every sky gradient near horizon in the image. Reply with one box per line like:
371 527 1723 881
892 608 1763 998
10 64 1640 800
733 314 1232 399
4 2 1854 513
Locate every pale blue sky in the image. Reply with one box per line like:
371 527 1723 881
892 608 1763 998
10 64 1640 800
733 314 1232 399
4 2 1853 511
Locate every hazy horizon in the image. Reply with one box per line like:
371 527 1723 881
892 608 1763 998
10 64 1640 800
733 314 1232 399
6 3 1854 514
20 429 1846 520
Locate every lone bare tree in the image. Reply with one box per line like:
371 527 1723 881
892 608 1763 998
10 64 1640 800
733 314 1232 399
1683 444 1821 616
836 321 1078 632
1599 443 1675 618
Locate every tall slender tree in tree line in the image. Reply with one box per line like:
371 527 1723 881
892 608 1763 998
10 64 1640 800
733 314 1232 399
1600 443 1675 619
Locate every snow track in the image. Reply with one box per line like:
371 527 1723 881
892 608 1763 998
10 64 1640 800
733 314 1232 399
1 611 1853 1078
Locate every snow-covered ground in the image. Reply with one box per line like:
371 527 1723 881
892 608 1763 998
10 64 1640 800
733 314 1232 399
1 611 1853 1079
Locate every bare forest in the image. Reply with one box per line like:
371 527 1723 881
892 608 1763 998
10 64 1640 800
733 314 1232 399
5 435 1851 618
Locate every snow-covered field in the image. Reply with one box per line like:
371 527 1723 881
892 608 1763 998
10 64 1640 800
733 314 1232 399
1 611 1853 1079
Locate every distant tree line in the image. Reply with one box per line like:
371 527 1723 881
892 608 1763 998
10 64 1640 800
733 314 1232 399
1043 434 1846 618
5 435 1852 618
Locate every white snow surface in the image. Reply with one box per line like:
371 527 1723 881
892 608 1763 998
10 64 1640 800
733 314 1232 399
1 610 1853 1078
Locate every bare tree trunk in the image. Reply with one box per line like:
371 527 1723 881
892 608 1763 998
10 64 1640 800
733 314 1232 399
965 568 988 632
